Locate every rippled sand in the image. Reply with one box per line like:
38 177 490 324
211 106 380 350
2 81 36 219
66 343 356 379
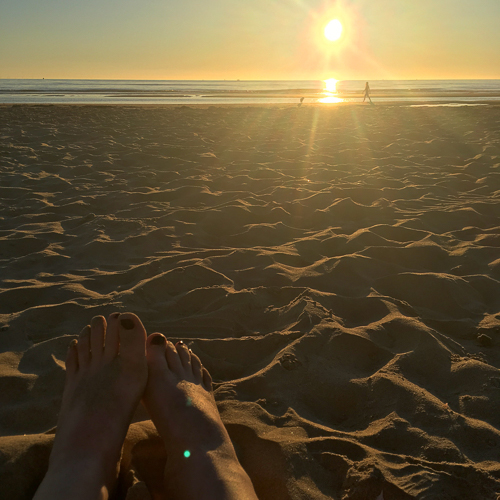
1 104 500 499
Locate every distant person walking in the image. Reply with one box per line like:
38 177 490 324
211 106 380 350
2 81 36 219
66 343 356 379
363 81 373 104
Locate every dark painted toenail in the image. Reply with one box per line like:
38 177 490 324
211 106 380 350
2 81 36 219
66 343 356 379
151 335 166 345
120 319 135 330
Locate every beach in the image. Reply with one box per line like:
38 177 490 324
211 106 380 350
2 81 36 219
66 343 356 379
0 103 499 498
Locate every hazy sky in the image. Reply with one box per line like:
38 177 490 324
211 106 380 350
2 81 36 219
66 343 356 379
2 0 499 80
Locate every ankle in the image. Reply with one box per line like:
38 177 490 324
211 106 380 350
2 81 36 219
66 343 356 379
39 454 119 498
164 451 253 500
35 461 115 500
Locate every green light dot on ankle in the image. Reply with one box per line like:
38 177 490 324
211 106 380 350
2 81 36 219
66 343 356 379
184 450 191 458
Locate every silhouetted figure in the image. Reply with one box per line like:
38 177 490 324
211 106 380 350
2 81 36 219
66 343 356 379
363 82 372 104
298 96 305 107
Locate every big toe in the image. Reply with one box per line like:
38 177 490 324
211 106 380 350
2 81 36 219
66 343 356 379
146 333 168 372
118 313 147 364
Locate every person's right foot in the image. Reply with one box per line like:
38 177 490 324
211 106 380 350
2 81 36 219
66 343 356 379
143 334 258 500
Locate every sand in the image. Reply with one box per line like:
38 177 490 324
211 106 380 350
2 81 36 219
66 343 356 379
0 103 499 499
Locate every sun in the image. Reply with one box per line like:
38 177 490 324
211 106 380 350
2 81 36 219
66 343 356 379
324 19 343 41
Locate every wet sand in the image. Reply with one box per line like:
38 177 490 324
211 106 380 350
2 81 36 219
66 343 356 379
0 103 499 499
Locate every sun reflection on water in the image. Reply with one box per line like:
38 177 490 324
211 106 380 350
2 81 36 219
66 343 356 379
319 78 345 103
318 95 345 103
324 78 338 92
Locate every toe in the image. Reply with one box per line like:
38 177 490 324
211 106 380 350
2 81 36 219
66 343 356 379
175 341 191 369
146 333 168 372
165 341 183 374
190 351 203 382
202 367 213 392
65 339 79 376
103 312 120 362
77 325 91 368
117 313 146 364
90 316 106 363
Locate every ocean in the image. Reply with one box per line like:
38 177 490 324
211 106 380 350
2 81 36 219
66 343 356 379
1 79 500 105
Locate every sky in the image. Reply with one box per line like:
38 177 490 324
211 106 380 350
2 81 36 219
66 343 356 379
1 0 499 81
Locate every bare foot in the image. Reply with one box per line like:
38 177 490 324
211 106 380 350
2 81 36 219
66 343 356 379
143 334 258 500
34 313 148 500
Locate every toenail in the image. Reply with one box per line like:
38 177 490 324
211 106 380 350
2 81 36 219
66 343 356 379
120 318 135 330
151 335 166 345
112 312 120 318
178 341 184 345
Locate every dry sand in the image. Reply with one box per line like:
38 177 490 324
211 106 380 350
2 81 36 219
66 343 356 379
0 103 499 499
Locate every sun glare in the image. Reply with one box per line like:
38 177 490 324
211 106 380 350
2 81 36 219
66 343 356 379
324 19 343 41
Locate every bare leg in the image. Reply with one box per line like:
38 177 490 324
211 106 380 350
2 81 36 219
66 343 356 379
143 334 258 500
34 313 148 500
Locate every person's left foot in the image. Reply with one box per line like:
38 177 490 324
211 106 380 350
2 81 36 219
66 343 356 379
34 313 148 500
